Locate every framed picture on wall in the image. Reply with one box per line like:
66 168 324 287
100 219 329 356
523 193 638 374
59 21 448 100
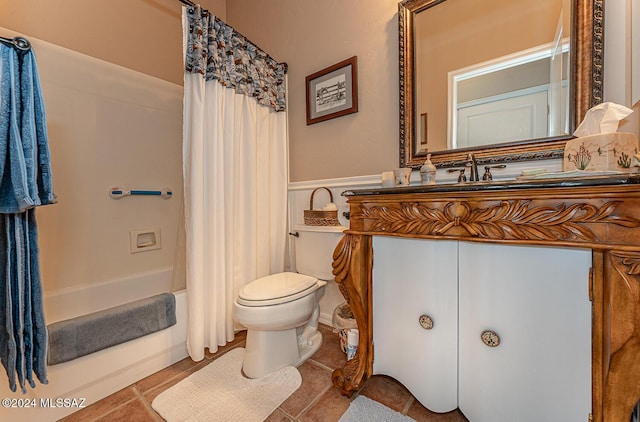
306 56 358 125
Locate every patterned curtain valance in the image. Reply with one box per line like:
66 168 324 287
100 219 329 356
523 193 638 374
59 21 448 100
185 5 287 112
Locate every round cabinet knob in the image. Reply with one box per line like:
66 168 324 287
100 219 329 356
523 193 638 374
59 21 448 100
418 314 434 330
481 330 500 347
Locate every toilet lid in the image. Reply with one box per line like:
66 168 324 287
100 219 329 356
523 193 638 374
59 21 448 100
238 272 318 302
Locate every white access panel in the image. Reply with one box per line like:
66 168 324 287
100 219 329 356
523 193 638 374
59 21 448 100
372 237 459 412
458 242 592 422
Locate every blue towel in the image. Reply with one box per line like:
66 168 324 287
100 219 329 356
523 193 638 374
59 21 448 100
0 43 54 393
0 44 56 213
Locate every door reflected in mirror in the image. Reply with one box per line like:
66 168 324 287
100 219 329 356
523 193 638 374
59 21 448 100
413 0 571 154
450 47 569 150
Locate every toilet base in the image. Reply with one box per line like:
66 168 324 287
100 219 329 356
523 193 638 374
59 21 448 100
297 328 323 365
242 325 323 379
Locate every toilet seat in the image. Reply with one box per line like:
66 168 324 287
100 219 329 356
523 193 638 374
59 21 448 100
237 272 319 306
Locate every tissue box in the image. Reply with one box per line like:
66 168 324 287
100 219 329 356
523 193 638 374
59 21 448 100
563 132 639 172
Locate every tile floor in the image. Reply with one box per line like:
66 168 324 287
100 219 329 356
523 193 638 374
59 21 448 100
60 324 468 422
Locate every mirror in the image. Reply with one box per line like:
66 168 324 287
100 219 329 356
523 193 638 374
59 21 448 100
399 0 604 168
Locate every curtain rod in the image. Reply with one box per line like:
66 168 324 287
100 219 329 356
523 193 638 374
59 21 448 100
0 36 31 52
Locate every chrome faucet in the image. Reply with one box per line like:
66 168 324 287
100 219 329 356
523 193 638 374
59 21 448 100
466 153 479 182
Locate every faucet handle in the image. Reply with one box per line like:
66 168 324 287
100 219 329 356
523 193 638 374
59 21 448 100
482 164 507 181
447 168 467 183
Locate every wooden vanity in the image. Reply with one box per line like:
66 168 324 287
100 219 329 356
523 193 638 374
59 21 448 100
331 175 640 422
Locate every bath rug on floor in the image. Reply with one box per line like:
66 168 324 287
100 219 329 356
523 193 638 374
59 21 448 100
338 395 417 422
151 348 301 422
47 292 176 365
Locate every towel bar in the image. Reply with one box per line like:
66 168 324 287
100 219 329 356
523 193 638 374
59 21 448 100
0 36 31 52
109 187 172 200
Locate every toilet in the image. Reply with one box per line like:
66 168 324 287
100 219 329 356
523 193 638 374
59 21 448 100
233 228 341 378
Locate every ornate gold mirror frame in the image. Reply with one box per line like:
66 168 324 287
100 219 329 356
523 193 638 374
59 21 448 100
399 0 604 168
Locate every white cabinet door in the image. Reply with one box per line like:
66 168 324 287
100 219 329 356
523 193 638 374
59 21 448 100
458 242 592 422
372 237 458 412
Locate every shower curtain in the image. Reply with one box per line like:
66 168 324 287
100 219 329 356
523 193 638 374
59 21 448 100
182 6 288 360
0 42 56 392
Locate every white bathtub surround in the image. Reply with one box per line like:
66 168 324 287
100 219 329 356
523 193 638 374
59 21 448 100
181 10 289 361
0 27 184 297
43 267 176 323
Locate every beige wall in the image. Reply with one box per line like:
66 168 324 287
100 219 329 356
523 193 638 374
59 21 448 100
227 0 400 182
0 0 226 85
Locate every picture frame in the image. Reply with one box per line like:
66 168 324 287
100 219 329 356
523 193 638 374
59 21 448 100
306 56 358 125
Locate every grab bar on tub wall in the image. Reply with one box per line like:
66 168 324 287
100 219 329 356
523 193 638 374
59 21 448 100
109 187 172 200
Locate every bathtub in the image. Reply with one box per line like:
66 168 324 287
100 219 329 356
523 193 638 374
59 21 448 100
0 267 188 422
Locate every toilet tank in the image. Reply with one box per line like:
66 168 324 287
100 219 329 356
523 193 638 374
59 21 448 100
294 227 344 281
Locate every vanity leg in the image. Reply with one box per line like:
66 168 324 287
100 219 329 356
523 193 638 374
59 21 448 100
602 250 640 422
331 233 373 397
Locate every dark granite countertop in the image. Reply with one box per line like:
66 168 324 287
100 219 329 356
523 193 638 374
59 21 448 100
343 174 640 196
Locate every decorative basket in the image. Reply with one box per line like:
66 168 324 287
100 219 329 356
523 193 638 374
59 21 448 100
304 187 339 226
